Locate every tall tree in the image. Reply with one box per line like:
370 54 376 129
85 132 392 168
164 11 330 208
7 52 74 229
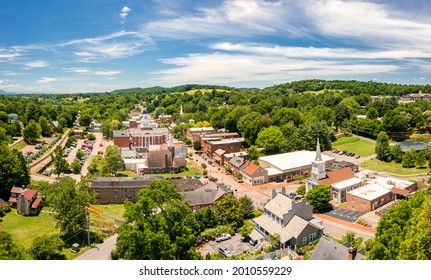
51 146 69 178
49 178 94 236
212 194 244 230
305 184 331 210
402 150 415 168
247 145 261 160
0 231 26 260
0 145 30 195
116 180 198 260
239 195 255 219
237 112 262 146
22 119 41 143
29 234 66 260
391 144 403 163
38 116 52 136
375 132 391 162
415 150 427 168
256 126 285 153
105 145 125 175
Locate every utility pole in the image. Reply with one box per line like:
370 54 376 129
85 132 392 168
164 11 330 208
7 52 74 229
86 208 91 247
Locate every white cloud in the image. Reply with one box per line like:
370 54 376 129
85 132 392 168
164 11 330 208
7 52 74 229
120 6 132 24
37 77 58 84
153 51 398 87
63 68 121 75
93 70 121 76
306 0 431 50
144 0 307 39
23 60 50 68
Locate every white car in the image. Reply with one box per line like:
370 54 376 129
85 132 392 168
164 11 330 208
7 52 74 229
215 233 232 242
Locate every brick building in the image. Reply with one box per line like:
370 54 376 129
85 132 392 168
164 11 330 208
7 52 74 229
186 127 215 142
113 127 169 149
202 138 244 158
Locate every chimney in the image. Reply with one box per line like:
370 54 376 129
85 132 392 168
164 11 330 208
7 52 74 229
22 185 26 190
272 189 277 198
348 246 357 260
281 187 286 196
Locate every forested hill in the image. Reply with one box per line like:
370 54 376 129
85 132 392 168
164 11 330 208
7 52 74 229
262 79 431 96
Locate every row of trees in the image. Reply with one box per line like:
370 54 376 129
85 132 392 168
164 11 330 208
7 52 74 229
115 180 254 260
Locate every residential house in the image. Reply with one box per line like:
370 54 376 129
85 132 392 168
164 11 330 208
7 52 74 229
310 236 365 260
74 129 85 139
252 187 324 249
182 182 233 212
7 113 18 124
8 187 42 216
241 161 268 186
157 114 172 123
398 92 431 104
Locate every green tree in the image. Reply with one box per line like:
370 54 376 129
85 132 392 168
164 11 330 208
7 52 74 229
296 184 306 195
23 119 41 143
49 178 94 236
70 160 82 174
193 141 202 151
116 180 197 260
256 126 285 152
268 233 281 249
0 127 11 145
213 194 244 230
247 145 261 160
76 149 85 159
29 234 66 260
341 231 363 248
238 223 253 240
415 150 427 168
305 184 331 210
235 172 243 181
51 146 69 178
105 145 125 175
237 112 262 146
402 150 415 168
0 231 26 260
239 195 255 219
375 132 391 162
334 103 351 129
391 144 403 163
39 116 52 136
0 145 30 195
195 207 217 232
366 107 379 119
79 113 92 127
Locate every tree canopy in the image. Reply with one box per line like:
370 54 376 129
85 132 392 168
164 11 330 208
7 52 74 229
305 184 331 210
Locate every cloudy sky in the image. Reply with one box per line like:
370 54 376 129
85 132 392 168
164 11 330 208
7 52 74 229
1 0 431 93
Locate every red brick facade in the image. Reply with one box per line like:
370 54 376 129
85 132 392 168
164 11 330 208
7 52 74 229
346 192 393 212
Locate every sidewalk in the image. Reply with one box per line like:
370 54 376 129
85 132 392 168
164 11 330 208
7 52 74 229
314 213 376 233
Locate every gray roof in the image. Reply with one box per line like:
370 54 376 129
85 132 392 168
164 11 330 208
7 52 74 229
310 236 365 260
114 130 128 137
182 182 233 206
229 156 246 169
264 193 294 218
90 176 164 189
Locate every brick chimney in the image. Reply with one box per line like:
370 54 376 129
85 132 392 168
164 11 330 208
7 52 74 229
348 246 357 260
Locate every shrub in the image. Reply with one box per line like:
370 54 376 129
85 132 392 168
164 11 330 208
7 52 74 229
87 133 96 141
2 202 11 213
264 246 275 253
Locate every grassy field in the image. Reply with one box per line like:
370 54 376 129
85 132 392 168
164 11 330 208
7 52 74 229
1 209 59 248
359 158 430 177
10 140 27 151
93 204 126 220
332 136 375 157
117 170 139 177
145 162 202 179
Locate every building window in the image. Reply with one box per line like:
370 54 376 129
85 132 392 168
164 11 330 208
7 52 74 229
362 202 366 207
303 236 307 245
351 197 355 203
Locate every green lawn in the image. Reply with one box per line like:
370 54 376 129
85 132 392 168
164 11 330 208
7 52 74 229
10 140 27 151
117 170 139 177
93 204 126 220
359 158 430 177
1 209 59 248
332 136 376 157
145 162 202 179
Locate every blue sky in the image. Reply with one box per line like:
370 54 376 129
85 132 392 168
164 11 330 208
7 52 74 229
1 0 431 93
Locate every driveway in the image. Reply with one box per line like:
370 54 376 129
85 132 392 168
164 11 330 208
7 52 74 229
323 206 363 222
198 234 255 257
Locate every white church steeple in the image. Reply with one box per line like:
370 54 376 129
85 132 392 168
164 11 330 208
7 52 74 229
311 138 326 180
180 104 184 116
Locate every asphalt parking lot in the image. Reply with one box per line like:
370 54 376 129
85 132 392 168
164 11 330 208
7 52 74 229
324 206 363 222
198 234 255 257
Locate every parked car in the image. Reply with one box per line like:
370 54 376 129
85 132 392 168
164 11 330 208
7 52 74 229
355 155 361 159
35 144 42 149
216 233 232 242
218 246 232 258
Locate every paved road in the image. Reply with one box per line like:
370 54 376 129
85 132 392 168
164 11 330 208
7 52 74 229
74 234 117 260
316 216 375 241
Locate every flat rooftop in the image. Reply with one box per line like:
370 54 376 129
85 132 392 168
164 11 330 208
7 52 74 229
331 177 361 190
259 151 334 172
348 184 391 201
